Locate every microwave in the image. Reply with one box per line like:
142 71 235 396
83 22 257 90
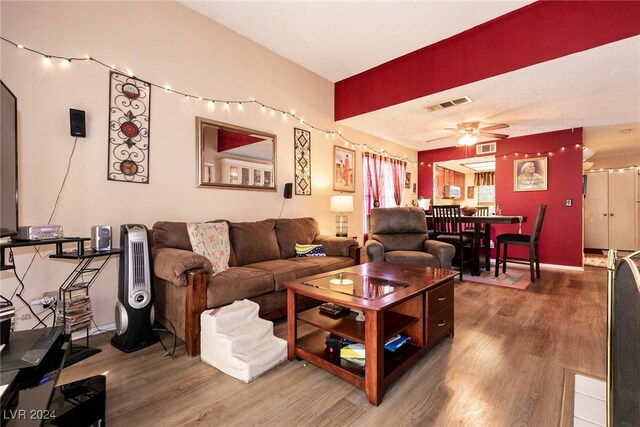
443 184 461 198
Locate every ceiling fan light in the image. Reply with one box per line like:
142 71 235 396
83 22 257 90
458 133 478 146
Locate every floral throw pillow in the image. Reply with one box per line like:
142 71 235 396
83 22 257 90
295 243 326 257
187 222 230 276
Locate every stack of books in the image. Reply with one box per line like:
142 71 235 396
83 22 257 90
340 343 365 366
337 334 411 367
57 283 93 334
384 334 410 352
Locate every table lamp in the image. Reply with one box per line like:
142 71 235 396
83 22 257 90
330 195 354 237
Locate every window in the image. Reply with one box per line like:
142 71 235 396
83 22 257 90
362 153 406 236
477 185 495 203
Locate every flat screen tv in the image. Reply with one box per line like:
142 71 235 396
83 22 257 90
1 80 18 237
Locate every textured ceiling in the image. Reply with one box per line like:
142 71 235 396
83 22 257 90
179 0 531 82
179 1 639 162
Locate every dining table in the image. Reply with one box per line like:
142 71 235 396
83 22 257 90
426 213 527 276
459 215 527 276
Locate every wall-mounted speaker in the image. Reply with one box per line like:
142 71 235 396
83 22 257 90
283 183 293 199
69 108 86 137
91 225 112 251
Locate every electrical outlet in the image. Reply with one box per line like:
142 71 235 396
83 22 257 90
490 239 495 249
21 314 31 320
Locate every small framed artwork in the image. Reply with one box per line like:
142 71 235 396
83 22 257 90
514 157 547 191
467 186 475 198
264 170 272 187
334 146 355 192
412 183 417 194
405 172 411 189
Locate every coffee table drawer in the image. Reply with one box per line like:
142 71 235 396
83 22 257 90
427 304 454 349
427 279 453 316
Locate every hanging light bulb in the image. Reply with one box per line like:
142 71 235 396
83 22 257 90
458 133 477 146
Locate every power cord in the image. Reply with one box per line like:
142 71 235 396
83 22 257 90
8 136 79 327
153 306 177 357
8 248 50 328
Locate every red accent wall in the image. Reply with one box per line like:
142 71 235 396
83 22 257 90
417 129 584 267
335 1 640 120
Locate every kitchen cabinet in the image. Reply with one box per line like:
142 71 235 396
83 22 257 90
435 166 465 199
584 169 637 251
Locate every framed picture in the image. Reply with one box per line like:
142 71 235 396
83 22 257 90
412 183 417 194
514 157 547 191
333 146 355 192
405 172 411 189
467 186 475 198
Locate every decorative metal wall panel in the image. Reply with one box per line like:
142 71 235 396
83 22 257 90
108 71 151 183
294 128 311 195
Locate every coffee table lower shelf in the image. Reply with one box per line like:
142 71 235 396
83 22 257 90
294 329 425 392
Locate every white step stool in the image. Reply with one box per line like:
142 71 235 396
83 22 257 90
200 299 287 383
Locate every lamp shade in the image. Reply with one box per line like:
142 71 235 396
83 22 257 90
330 195 354 213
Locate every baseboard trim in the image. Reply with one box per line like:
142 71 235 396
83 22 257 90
488 259 584 272
70 322 116 341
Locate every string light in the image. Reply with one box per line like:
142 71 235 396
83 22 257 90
423 143 584 166
1 35 417 164
585 165 639 173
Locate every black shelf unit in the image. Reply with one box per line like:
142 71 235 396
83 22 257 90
0 237 120 366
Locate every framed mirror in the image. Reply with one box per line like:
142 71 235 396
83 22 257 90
196 117 276 191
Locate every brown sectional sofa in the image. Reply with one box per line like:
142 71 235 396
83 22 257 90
152 217 359 356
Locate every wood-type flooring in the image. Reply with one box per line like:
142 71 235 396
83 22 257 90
59 265 607 426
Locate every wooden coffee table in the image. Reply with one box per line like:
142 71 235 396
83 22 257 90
284 261 457 405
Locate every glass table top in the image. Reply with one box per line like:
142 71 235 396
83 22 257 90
301 272 409 300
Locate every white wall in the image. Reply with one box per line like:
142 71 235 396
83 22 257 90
0 1 417 330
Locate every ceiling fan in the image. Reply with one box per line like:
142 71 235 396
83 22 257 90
426 121 510 146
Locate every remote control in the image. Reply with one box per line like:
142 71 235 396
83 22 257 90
319 303 349 317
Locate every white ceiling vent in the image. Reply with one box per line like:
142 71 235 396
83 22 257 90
424 96 472 112
476 142 497 155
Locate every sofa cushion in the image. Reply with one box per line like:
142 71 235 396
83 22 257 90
287 256 355 273
275 218 319 259
153 221 192 251
384 250 440 268
369 207 428 234
244 259 321 291
207 267 274 308
153 220 236 266
187 222 230 275
230 219 281 265
371 233 427 252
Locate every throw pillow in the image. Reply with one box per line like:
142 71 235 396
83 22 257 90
295 243 326 257
187 222 230 276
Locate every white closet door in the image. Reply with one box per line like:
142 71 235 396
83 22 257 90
585 171 609 249
608 169 636 251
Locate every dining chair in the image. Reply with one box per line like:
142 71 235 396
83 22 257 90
432 205 475 280
463 206 490 271
494 204 547 282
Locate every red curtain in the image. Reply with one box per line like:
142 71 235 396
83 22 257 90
364 152 384 210
390 158 406 206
